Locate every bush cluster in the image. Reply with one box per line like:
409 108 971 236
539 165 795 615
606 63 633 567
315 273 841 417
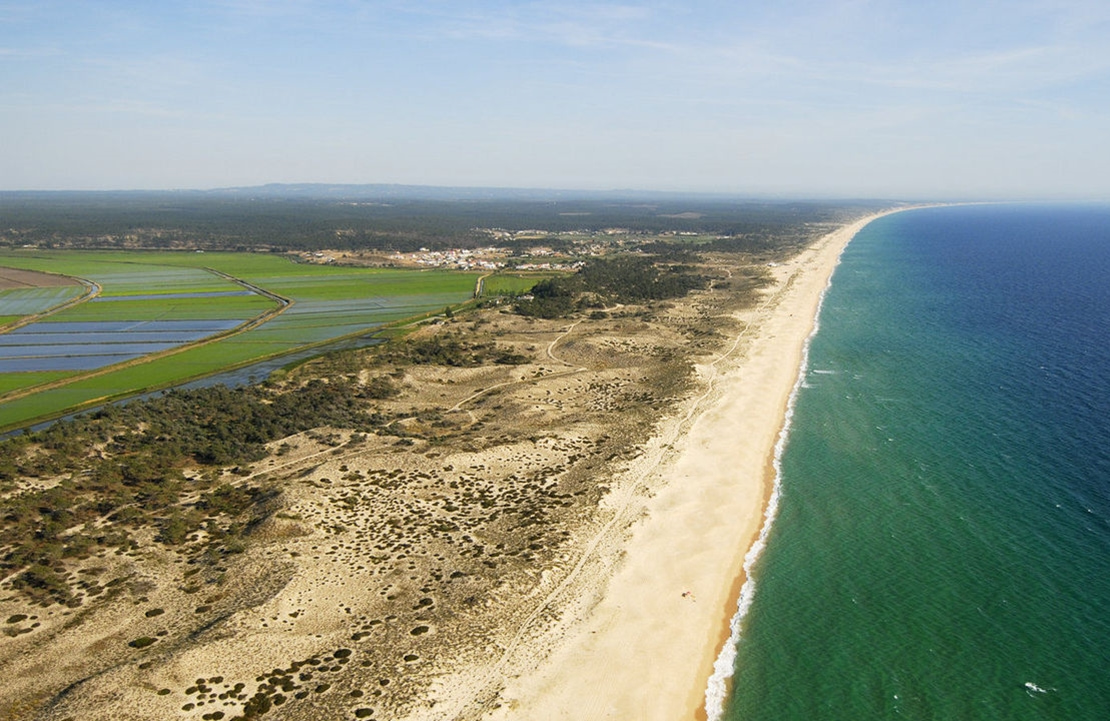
516 255 707 318
0 378 382 604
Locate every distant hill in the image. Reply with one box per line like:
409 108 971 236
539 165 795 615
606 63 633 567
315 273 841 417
0 183 887 203
204 183 778 202
0 185 892 253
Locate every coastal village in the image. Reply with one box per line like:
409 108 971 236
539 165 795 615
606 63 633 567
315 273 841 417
294 226 713 271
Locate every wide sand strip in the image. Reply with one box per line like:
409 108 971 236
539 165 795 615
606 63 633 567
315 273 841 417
483 211 896 720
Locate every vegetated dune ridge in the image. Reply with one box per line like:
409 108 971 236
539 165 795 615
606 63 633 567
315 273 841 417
0 210 889 721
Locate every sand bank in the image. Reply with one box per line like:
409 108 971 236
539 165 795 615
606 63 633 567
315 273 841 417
480 210 899 721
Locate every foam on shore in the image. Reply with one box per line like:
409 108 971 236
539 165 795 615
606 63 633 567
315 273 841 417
703 243 838 721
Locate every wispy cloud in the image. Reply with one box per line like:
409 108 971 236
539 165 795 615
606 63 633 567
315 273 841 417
384 1 680 51
78 52 212 89
3 0 1108 195
0 41 62 58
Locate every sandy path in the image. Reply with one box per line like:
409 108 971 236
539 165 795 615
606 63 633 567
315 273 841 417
474 211 899 720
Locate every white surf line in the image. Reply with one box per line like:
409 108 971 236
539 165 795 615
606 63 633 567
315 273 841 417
701 209 911 721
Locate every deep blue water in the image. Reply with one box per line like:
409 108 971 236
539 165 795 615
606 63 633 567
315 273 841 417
723 204 1110 720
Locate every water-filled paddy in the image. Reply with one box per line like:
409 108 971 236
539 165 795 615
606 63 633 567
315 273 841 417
0 354 142 373
0 333 227 346
91 290 255 302
29 320 244 333
0 342 182 358
0 319 245 372
0 249 479 429
0 286 85 315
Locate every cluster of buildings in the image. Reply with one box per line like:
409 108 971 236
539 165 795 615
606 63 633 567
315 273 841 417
391 247 506 270
295 226 661 271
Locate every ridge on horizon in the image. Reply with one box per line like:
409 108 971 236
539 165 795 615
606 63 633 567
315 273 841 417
0 182 918 205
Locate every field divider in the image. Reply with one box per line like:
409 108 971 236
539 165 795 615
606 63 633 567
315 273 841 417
201 267 294 331
474 271 493 298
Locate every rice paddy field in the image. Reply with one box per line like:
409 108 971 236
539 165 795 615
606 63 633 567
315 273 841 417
0 250 479 430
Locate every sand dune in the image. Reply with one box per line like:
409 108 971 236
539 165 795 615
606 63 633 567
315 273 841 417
476 212 896 721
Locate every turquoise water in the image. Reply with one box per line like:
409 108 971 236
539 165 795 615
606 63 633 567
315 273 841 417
723 205 1110 720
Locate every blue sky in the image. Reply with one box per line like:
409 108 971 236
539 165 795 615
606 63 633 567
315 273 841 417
3 0 1108 198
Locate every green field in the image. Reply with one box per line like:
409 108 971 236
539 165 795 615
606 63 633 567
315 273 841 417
0 370 78 395
0 250 478 430
50 295 276 322
481 272 552 296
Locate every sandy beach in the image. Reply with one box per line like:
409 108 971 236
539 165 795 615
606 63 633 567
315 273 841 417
477 211 896 721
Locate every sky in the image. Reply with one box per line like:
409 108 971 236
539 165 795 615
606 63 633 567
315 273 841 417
3 0 1109 199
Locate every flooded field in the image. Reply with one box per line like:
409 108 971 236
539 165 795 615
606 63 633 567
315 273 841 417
0 286 86 316
0 249 478 430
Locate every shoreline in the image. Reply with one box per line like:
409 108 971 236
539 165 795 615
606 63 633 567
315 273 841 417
484 209 904 721
699 209 902 720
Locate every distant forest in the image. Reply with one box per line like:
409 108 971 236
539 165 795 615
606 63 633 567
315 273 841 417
0 186 884 253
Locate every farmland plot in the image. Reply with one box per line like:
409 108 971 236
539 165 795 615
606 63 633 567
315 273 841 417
0 320 243 372
0 250 478 429
0 286 85 317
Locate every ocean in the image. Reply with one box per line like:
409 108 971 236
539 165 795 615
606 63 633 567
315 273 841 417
721 204 1110 720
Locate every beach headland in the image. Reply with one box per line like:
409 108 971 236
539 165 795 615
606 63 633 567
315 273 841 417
477 210 901 721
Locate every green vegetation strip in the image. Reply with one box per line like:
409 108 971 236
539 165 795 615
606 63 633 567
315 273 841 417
0 371 78 396
47 295 275 322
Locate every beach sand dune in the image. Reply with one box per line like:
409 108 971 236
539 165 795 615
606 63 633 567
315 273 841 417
466 212 893 721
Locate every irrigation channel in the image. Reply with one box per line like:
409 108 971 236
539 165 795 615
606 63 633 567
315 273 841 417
4 331 387 438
